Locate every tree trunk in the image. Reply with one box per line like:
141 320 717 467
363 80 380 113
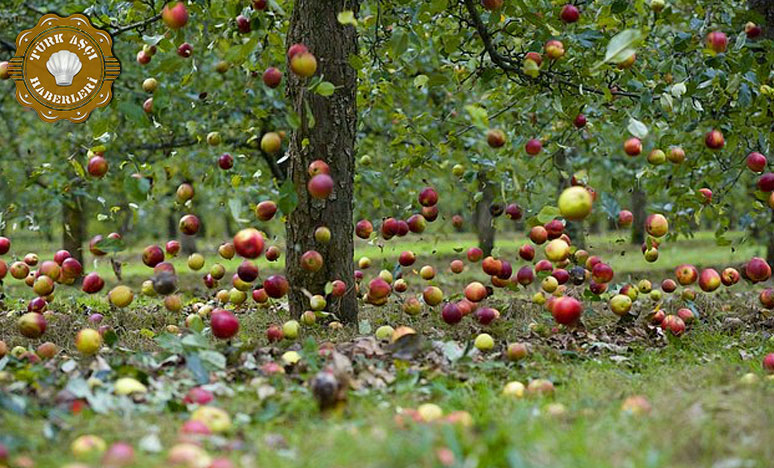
766 210 774 266
62 196 85 266
631 187 647 245
474 171 495 256
285 0 359 323
750 0 774 38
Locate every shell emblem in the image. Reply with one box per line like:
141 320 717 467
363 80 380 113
46 50 83 86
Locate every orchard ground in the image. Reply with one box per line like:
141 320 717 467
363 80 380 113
2 232 774 467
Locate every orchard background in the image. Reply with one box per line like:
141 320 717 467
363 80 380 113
1 0 774 467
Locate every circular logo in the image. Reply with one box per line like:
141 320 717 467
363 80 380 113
7 14 120 122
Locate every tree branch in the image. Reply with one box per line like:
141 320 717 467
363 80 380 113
460 0 639 100
110 13 162 37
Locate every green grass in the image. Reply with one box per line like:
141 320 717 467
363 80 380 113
3 327 773 468
1 233 773 467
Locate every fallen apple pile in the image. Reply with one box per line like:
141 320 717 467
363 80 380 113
3 0 774 465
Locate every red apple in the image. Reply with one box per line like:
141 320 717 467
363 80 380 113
263 274 289 298
87 156 108 178
255 200 278 221
262 67 282 88
624 137 642 156
525 51 542 66
760 288 774 309
441 302 462 324
331 279 347 297
675 264 698 285
475 307 499 325
746 257 771 283
290 52 317 77
705 129 724 150
698 268 721 292
525 138 542 155
162 2 188 29
399 251 416 267
142 245 164 267
591 263 614 283
0 236 9 255
266 325 284 342
662 315 686 336
763 353 774 373
464 281 488 302
418 187 438 207
530 225 548 244
661 278 677 293
698 188 712 204
165 240 181 257
746 152 767 173
237 260 259 282
551 296 582 325
544 40 565 60
300 250 323 272
559 4 580 23
467 247 484 262
721 267 740 286
487 129 506 148
236 15 251 34
177 42 193 58
18 312 46 338
518 243 535 261
745 22 762 39
706 31 728 53
308 174 334 199
758 173 774 192
645 214 668 237
178 214 200 235
516 266 534 286
82 272 104 293
211 309 239 339
218 153 234 170
136 50 151 65
481 0 503 10
573 113 587 128
406 214 427 233
233 228 265 259
355 219 373 239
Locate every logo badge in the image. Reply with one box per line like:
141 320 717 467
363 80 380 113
7 13 120 123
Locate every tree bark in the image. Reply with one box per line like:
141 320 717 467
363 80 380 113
474 171 496 256
285 0 359 323
631 187 647 245
749 0 774 38
62 195 85 266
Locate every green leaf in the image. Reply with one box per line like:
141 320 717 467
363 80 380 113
627 117 648 139
199 350 226 370
536 205 561 223
229 198 248 223
69 159 86 178
464 105 489 129
413 75 429 88
337 10 357 26
278 177 298 215
595 29 644 68
94 236 126 254
185 353 209 385
315 81 336 97
123 175 151 203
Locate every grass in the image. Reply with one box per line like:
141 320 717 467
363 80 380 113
1 233 774 467
3 328 773 468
